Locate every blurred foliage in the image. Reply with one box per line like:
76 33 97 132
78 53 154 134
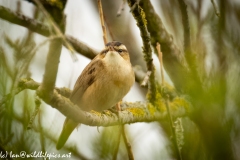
0 0 240 160
0 24 39 158
91 126 128 160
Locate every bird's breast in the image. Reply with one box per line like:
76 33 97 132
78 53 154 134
80 52 134 112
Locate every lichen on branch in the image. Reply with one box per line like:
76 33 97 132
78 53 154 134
1 78 189 127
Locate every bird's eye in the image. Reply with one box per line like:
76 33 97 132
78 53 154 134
118 49 123 53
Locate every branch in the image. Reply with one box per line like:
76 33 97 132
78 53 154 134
113 126 122 160
66 36 97 59
177 0 202 92
0 77 71 107
177 0 191 55
127 1 153 73
5 78 188 126
156 42 164 85
0 3 181 106
0 5 148 84
127 1 158 105
133 65 148 85
27 96 41 129
25 0 63 103
140 70 151 87
37 35 63 101
116 0 126 17
137 0 191 92
97 0 108 44
40 90 187 127
0 3 189 126
165 96 182 160
11 108 88 159
210 0 220 17
0 5 50 36
157 43 182 159
0 5 98 59
122 126 134 160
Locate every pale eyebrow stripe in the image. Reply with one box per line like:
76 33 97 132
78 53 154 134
114 45 127 50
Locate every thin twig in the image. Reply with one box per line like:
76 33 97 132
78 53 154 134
140 71 152 87
165 96 182 160
116 102 134 160
0 78 71 108
16 0 21 13
0 87 23 107
156 42 164 85
174 118 184 151
33 0 76 54
97 0 108 45
104 15 115 41
127 1 157 103
210 0 220 17
131 4 153 73
177 0 191 54
38 37 63 98
130 0 140 12
137 0 191 92
31 36 62 55
177 0 202 92
128 0 157 100
117 0 126 17
38 106 46 156
0 5 98 59
158 41 182 159
113 126 123 160
27 96 41 129
35 0 66 100
122 126 134 160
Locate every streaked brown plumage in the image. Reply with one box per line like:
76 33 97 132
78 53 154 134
56 41 135 150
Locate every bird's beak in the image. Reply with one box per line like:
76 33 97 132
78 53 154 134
109 46 114 51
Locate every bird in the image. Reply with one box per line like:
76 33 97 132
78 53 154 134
56 41 135 150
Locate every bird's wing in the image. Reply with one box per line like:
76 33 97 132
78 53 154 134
70 57 105 105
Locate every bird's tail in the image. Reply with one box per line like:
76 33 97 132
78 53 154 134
56 119 79 150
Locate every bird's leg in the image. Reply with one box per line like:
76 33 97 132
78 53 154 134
116 101 122 111
102 101 122 115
